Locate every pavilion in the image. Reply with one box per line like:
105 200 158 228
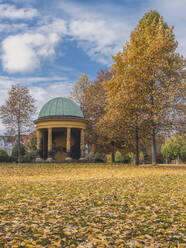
34 97 86 161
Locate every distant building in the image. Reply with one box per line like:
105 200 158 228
0 136 15 155
0 134 33 156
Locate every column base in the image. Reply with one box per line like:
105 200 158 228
65 151 72 161
47 151 53 162
65 156 72 161
36 157 43 162
46 157 53 162
79 156 85 161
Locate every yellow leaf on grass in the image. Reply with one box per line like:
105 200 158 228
64 231 72 236
135 241 143 247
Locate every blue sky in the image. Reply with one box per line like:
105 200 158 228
0 0 185 133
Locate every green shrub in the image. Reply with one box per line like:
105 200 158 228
122 152 135 163
0 149 9 162
180 144 186 161
21 152 36 163
115 151 124 162
161 135 186 161
105 154 112 163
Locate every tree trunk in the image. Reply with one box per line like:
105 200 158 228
150 90 157 165
111 141 115 163
18 124 21 163
141 143 148 164
135 126 139 165
151 127 157 165
111 152 115 163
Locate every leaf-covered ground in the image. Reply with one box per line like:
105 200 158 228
0 163 185 248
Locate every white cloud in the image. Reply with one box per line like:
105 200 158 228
2 35 38 73
1 33 60 73
37 18 67 35
0 23 28 33
0 3 38 19
67 7 131 64
19 76 68 84
0 16 68 73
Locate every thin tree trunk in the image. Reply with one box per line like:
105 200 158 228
141 143 148 164
135 126 139 165
150 85 157 165
111 152 115 163
18 124 21 163
111 141 115 163
151 127 157 165
17 105 21 163
165 150 168 164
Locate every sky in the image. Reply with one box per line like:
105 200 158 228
0 0 185 133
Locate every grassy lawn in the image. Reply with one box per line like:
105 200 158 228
0 163 185 248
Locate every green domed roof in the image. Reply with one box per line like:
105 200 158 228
38 97 84 119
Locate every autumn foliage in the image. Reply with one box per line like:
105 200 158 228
72 11 186 164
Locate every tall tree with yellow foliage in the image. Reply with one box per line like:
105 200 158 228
103 10 185 164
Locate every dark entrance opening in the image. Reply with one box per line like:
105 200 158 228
71 128 81 159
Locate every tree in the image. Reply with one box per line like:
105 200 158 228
98 88 148 165
103 10 185 164
0 84 36 163
24 133 37 162
25 135 37 154
161 135 186 162
71 70 115 159
70 74 92 149
85 69 113 149
70 74 91 115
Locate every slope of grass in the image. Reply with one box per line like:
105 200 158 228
0 163 185 247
